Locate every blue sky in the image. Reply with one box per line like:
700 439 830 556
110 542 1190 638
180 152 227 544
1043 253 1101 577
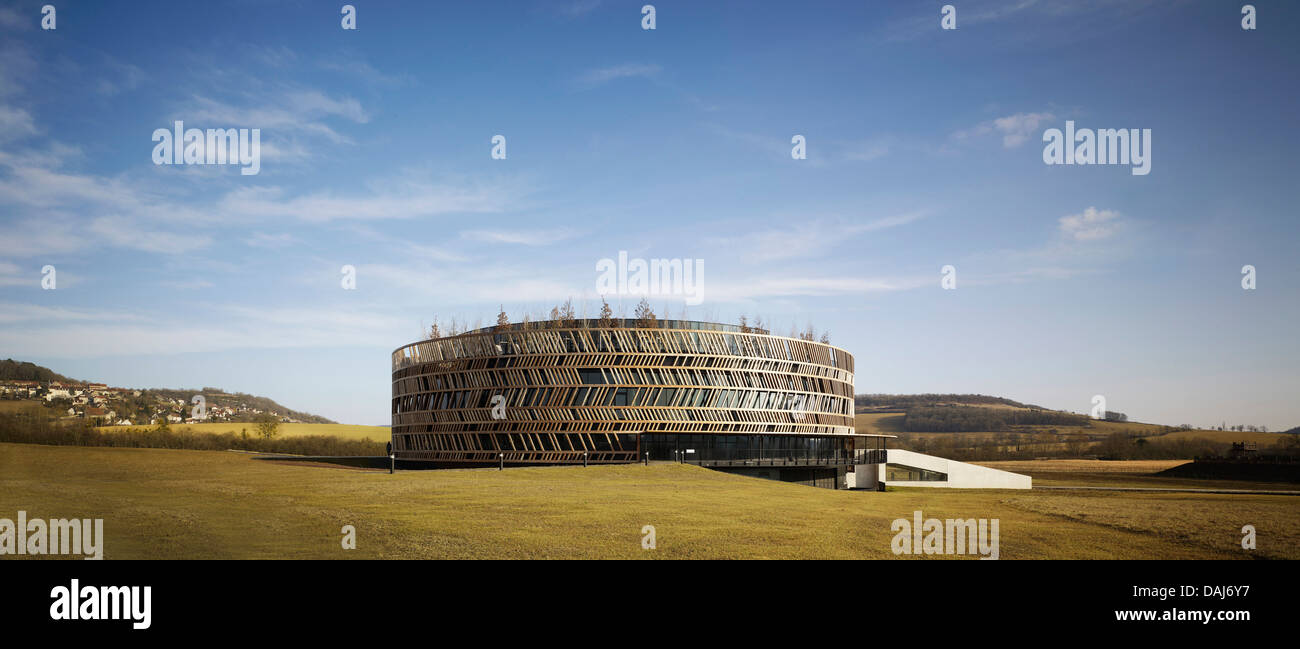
1 0 1297 428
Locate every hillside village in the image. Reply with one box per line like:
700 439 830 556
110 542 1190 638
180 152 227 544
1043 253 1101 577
0 378 330 427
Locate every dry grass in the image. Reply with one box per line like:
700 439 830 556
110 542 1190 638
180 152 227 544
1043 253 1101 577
978 459 1296 492
97 422 391 443
980 459 1191 474
0 401 47 414
1000 493 1298 560
853 412 906 435
2 443 1292 560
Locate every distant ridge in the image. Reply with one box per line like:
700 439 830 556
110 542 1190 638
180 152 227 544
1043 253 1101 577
0 359 336 424
0 358 77 383
856 394 1026 409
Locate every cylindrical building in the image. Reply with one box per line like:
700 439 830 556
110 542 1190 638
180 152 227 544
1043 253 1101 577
391 319 879 487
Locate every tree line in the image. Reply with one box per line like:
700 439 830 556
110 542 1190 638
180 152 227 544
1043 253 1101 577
0 408 382 456
424 299 831 342
903 405 1090 432
856 394 1026 410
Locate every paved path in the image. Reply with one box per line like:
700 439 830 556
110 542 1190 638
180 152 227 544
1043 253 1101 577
1037 485 1300 496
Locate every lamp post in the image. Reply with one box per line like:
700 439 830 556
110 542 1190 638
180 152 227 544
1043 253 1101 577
583 451 588 468
389 453 394 474
644 451 649 466
499 452 504 471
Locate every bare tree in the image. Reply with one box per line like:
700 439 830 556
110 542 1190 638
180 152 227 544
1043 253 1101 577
738 315 751 333
496 305 509 329
598 297 614 327
559 297 577 327
634 298 657 328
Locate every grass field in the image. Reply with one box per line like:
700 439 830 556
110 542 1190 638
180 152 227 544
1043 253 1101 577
96 422 391 443
1 442 1293 559
976 459 1296 491
854 411 907 435
0 401 45 413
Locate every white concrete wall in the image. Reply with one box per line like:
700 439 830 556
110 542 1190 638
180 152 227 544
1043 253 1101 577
847 463 883 489
885 449 1031 489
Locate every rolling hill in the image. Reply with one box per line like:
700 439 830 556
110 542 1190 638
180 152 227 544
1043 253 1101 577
0 360 336 424
855 394 1299 460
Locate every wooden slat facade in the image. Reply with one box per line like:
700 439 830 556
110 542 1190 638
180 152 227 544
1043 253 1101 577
390 321 856 464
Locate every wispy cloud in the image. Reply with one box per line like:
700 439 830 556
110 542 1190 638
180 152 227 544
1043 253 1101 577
557 0 603 18
708 125 812 164
245 232 298 249
0 305 410 358
0 7 27 30
319 57 411 87
878 0 1162 44
96 60 147 96
461 228 577 246
181 89 369 144
1058 207 1122 242
953 111 1055 148
89 216 212 254
0 302 147 325
575 63 661 88
881 0 1042 42
959 206 1132 285
0 263 32 288
0 43 36 97
217 175 526 223
248 44 298 68
158 278 215 290
362 262 577 304
710 274 931 300
710 212 927 262
0 104 37 141
843 139 890 162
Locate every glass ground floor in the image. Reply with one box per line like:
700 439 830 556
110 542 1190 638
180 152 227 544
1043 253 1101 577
641 433 879 465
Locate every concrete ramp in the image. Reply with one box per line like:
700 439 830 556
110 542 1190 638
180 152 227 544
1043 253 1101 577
851 449 1031 489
